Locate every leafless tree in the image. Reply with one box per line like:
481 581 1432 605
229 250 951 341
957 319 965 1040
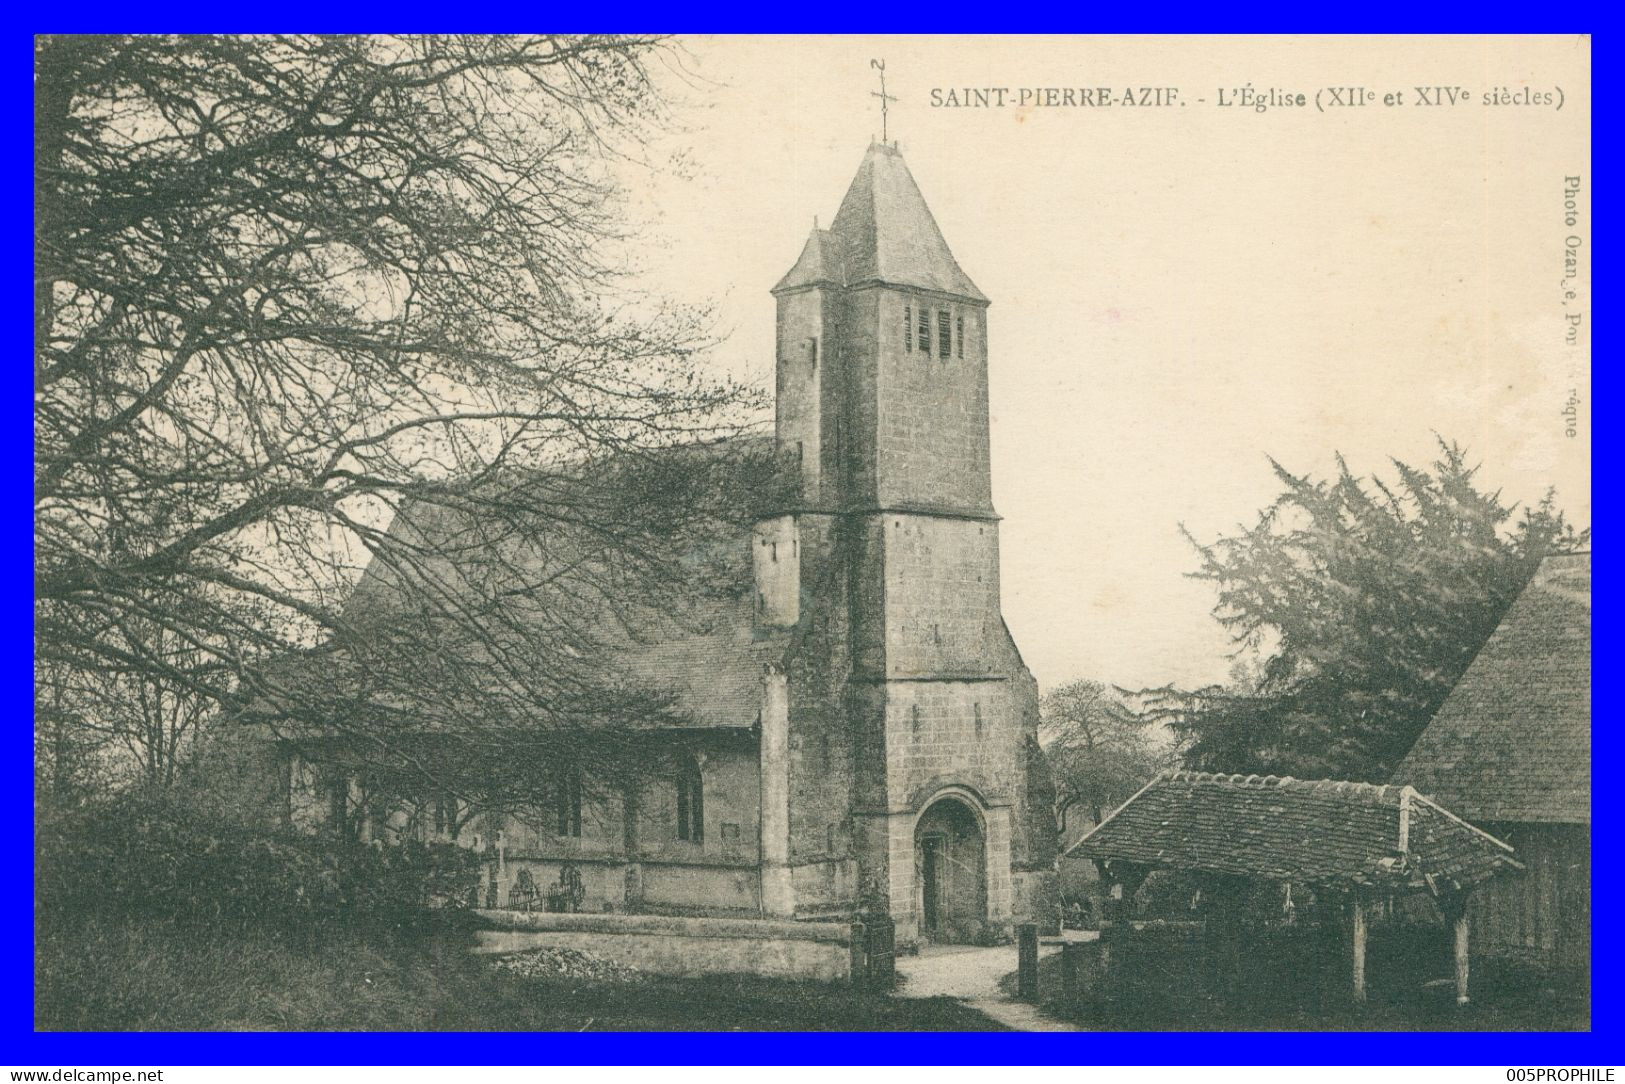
35 35 776 810
1041 679 1176 831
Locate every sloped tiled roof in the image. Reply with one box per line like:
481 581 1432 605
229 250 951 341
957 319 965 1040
269 438 788 732
247 590 786 736
775 228 841 293
605 594 790 730
1392 553 1591 824
338 516 785 731
1067 771 1522 892
773 143 986 302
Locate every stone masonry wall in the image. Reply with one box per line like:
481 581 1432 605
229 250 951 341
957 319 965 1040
784 514 860 916
775 290 828 504
632 745 761 868
834 289 880 508
767 200 1053 936
874 292 991 514
882 680 1021 812
474 911 856 983
881 516 1002 677
752 514 800 628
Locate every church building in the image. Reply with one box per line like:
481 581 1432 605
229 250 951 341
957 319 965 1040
276 142 1057 945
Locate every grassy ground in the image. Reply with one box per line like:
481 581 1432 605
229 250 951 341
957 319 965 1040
35 914 1004 1032
1018 950 1590 1032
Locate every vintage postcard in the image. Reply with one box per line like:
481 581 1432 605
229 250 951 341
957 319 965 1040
32 34 1590 1042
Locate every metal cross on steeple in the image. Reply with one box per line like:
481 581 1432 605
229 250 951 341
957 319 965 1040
870 59 897 144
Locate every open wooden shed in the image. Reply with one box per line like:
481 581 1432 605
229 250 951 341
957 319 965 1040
1066 770 1525 1005
1393 552 1591 979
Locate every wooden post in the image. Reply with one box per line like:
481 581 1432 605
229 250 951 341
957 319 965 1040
1018 922 1039 1000
1099 861 1148 997
866 913 896 988
1441 892 1472 1006
1349 896 1368 1003
1454 910 1471 1005
1095 862 1120 979
1060 941 1079 1004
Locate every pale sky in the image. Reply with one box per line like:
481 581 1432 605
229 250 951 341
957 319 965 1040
621 35 1591 692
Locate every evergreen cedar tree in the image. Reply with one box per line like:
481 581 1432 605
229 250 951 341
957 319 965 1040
1132 439 1586 783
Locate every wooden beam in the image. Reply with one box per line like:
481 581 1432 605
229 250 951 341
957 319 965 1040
1453 904 1471 1006
1349 896 1368 1003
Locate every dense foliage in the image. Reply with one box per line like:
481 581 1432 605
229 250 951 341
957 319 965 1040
1138 440 1585 781
1041 679 1177 827
34 35 773 804
36 792 480 927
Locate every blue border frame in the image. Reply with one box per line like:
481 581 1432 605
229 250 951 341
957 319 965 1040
9 22 1611 1065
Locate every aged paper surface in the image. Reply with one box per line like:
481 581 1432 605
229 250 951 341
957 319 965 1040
33 34 1590 1036
638 34 1591 690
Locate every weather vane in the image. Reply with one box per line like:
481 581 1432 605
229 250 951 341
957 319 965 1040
871 59 897 144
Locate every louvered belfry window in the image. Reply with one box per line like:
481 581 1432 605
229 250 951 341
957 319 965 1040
904 305 912 350
917 306 930 353
938 311 951 358
956 315 965 358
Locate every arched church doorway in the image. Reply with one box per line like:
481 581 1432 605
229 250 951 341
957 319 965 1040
914 795 988 944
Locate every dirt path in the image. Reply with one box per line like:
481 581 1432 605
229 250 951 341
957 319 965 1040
893 943 1083 1032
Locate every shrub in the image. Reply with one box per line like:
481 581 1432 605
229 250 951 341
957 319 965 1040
36 791 480 931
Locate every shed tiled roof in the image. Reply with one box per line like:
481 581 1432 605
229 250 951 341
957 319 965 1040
773 143 986 302
1067 771 1522 892
1392 553 1591 825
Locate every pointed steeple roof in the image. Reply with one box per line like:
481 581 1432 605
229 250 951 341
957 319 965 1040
772 143 986 302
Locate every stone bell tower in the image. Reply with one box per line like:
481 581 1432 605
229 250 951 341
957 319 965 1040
760 142 1056 944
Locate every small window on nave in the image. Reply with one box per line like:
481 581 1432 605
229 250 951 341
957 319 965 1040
553 766 582 838
677 755 704 843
